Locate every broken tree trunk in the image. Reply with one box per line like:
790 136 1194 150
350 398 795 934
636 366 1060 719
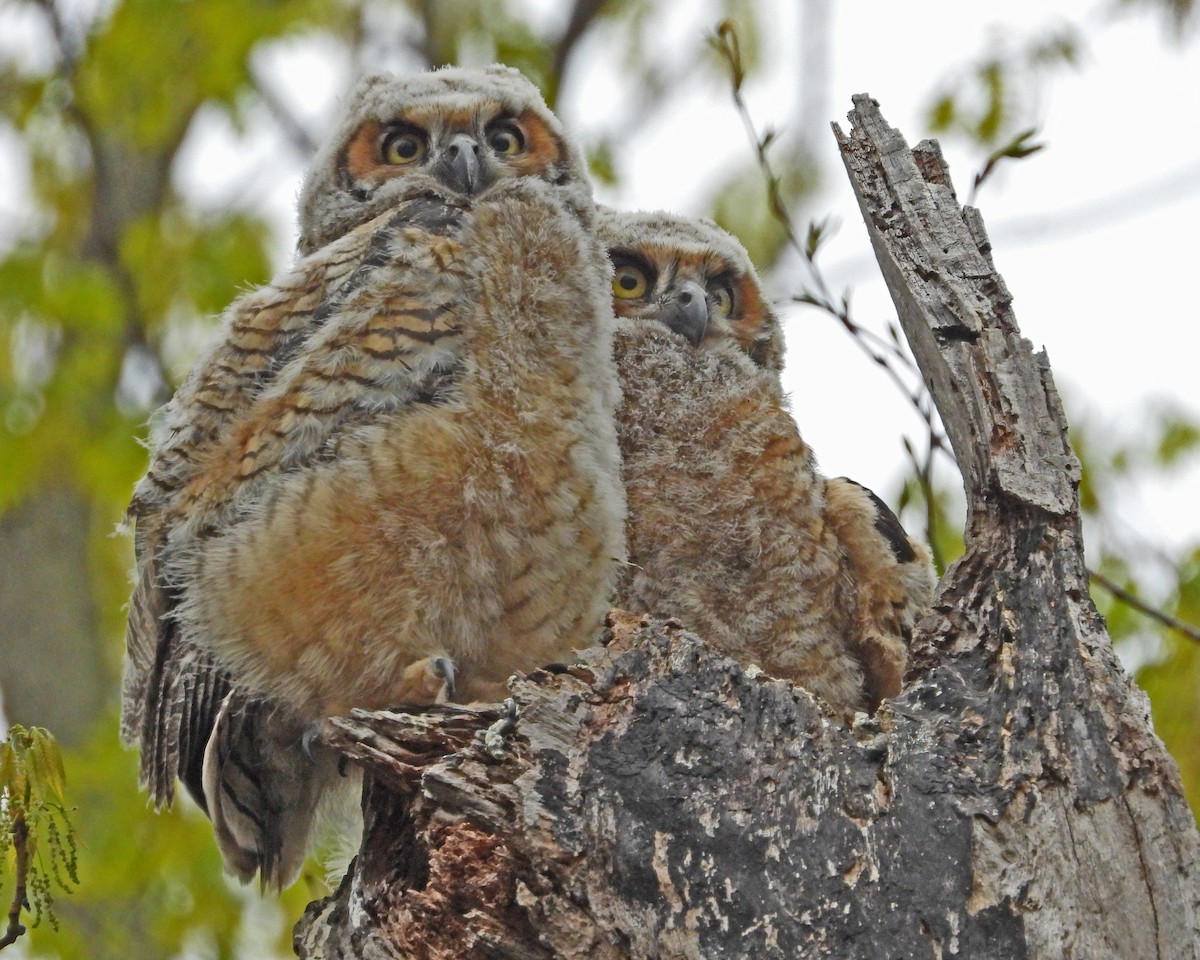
293 96 1200 959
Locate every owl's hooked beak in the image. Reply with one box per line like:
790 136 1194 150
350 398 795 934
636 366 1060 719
658 280 710 347
435 133 489 196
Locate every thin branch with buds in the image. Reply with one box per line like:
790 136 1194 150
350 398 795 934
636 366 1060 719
710 20 952 552
713 20 1200 644
0 814 30 950
551 0 612 106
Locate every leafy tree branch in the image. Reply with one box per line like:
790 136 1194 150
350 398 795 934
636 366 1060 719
0 726 78 952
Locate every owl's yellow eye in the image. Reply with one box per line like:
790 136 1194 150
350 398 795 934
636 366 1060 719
710 282 735 318
486 121 525 156
612 264 649 299
380 127 427 165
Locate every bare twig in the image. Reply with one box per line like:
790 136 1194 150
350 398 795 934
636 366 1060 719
551 0 611 104
796 285 944 452
30 0 81 73
250 65 318 157
1089 569 1200 645
711 22 803 252
0 813 30 950
711 22 939 410
711 19 957 552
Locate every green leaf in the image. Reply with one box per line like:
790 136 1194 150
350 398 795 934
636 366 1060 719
976 61 1006 143
721 0 762 75
26 727 68 805
1030 29 1080 67
586 140 618 187
1156 416 1200 466
928 94 956 131
1139 635 1200 810
0 740 20 799
804 217 829 259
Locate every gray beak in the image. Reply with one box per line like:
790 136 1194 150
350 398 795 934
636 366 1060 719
435 133 488 196
659 280 710 346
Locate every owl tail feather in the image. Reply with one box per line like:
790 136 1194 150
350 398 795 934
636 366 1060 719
202 693 343 891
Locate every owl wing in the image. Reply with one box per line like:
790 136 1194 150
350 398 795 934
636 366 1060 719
122 192 467 809
823 476 936 705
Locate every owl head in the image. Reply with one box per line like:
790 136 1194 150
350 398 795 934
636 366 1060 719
596 208 785 372
298 64 591 254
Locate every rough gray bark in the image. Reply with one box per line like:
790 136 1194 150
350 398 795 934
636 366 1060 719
293 96 1200 959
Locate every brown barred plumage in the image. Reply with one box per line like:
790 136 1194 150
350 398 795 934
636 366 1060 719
121 66 624 889
600 209 935 714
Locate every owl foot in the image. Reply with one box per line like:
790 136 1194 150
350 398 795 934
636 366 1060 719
396 655 457 705
481 698 519 760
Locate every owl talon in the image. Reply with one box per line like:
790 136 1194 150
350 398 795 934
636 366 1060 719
432 656 457 702
301 721 323 762
482 698 519 760
394 655 457 706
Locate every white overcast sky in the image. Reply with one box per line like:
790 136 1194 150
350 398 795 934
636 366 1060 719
2 0 1198 570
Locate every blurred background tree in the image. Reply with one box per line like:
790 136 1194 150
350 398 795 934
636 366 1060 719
0 0 1195 956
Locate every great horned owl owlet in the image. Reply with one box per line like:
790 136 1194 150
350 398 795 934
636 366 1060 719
599 208 934 714
121 66 625 888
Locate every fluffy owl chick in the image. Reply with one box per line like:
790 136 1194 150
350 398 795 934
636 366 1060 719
600 208 934 712
178 179 623 714
122 66 624 888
